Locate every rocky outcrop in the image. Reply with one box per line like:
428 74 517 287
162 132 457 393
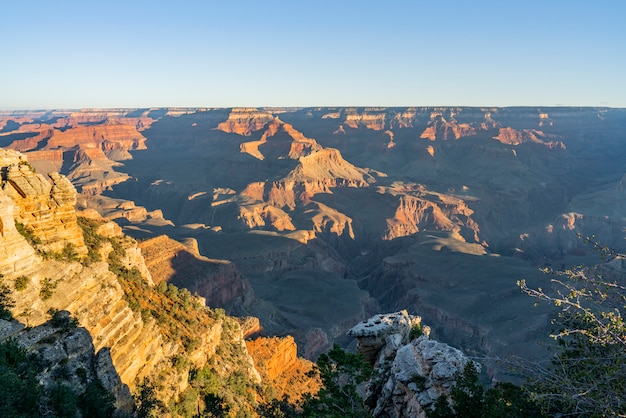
349 311 474 418
383 190 480 242
239 118 321 160
237 203 296 231
420 111 477 140
1 151 86 256
246 336 320 402
349 310 424 364
0 312 134 414
493 127 566 148
344 108 387 131
215 108 275 136
138 234 254 309
0 190 39 277
0 154 295 414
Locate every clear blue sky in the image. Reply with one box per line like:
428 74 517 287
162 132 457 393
2 0 624 109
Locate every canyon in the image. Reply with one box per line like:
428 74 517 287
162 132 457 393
2 106 625 376
0 148 319 415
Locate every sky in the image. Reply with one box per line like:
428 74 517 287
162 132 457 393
1 0 625 109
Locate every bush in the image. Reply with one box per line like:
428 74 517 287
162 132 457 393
0 339 40 417
518 264 626 416
135 380 165 418
14 221 41 247
78 380 116 418
40 277 57 300
49 383 78 417
50 310 80 331
410 323 423 340
46 242 80 263
302 344 373 418
0 284 15 320
14 275 29 292
77 216 105 265
428 362 544 418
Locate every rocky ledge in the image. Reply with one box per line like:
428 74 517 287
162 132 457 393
350 311 475 418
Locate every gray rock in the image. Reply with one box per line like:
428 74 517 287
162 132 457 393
352 312 477 418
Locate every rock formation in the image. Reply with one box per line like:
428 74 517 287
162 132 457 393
0 149 316 415
246 335 320 402
215 107 275 136
349 311 475 418
138 234 254 309
0 311 134 414
1 149 86 256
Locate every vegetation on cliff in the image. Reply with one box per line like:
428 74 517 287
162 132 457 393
0 313 115 418
518 241 626 417
77 216 267 416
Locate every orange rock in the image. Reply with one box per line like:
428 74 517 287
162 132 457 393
246 336 320 402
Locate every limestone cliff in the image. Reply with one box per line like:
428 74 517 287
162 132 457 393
0 311 133 415
239 118 321 160
0 149 317 415
1 150 86 256
344 108 388 131
420 111 477 140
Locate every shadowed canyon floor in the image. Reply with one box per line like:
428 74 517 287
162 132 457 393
2 107 625 367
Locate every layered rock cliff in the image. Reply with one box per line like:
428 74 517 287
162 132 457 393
1 150 86 256
0 149 318 416
138 234 254 310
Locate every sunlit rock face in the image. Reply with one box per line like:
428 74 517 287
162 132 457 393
216 107 275 136
246 335 320 402
138 234 254 309
1 149 86 256
0 156 315 415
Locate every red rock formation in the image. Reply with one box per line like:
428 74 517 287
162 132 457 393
215 108 274 136
384 193 480 241
492 127 566 149
240 118 321 160
420 112 477 140
138 235 254 308
344 108 387 130
46 122 147 154
237 204 296 231
246 336 320 402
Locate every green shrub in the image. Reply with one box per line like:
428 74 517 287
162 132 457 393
302 344 373 417
0 284 15 320
14 221 41 246
78 380 116 418
428 362 544 418
39 277 57 300
46 243 80 263
410 323 423 340
0 339 40 417
49 383 78 417
77 216 105 265
50 310 79 331
14 276 29 292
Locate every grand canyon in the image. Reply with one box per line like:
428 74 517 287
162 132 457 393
1 106 625 416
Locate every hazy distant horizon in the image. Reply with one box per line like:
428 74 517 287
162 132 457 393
1 105 625 113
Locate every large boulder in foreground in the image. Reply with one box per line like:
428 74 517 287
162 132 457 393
349 311 476 418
